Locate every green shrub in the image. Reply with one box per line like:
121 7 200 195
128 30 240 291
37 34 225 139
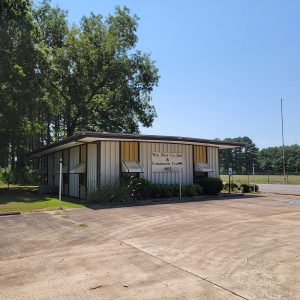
150 183 203 198
127 177 152 199
240 183 259 193
198 178 223 195
150 184 161 198
87 184 131 204
150 183 179 198
161 184 177 198
1 167 14 187
240 183 251 193
223 182 239 191
151 184 168 198
183 184 203 197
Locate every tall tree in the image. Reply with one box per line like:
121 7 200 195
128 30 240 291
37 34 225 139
36 3 159 137
219 137 258 174
0 0 159 177
257 145 300 174
0 0 40 169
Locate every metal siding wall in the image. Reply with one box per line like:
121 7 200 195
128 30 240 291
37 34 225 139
80 145 87 162
54 151 62 188
48 154 54 188
69 146 79 197
87 144 97 194
100 141 120 186
140 142 193 185
207 147 219 178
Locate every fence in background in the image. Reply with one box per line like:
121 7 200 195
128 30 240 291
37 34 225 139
220 174 300 185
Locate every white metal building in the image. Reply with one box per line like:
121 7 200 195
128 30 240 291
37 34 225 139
31 132 242 198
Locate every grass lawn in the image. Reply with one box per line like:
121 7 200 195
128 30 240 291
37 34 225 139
221 174 300 185
0 186 85 213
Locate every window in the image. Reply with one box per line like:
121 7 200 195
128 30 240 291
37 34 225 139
63 173 69 184
120 142 142 181
193 146 211 183
194 146 207 163
79 173 86 198
121 141 138 161
194 172 208 183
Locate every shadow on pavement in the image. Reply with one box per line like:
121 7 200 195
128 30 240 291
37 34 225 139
85 193 264 210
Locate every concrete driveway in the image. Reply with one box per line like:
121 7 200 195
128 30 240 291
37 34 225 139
259 183 300 195
1 194 300 300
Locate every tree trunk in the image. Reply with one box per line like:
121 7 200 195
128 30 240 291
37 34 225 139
67 124 75 137
46 115 51 145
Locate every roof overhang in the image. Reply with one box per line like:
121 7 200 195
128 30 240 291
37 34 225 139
29 132 245 158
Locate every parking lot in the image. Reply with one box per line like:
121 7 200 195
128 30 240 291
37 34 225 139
1 194 300 300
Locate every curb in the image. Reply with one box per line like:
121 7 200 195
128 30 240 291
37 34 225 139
0 211 21 216
264 192 300 197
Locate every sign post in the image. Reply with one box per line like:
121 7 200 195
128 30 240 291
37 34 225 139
59 158 62 208
228 168 233 194
179 162 182 199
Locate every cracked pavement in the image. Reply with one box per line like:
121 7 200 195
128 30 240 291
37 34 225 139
1 194 300 299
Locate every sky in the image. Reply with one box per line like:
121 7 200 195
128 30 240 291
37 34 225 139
33 0 300 149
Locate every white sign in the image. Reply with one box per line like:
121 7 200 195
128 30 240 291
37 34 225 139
152 152 183 172
228 168 233 176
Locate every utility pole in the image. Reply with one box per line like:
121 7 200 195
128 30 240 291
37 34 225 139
281 99 286 183
253 163 255 192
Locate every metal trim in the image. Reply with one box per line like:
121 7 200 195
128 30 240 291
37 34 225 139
28 132 244 157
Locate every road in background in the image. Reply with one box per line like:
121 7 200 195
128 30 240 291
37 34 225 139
259 184 300 195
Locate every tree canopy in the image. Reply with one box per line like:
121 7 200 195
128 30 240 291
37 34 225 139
219 137 300 175
0 0 159 170
219 137 259 174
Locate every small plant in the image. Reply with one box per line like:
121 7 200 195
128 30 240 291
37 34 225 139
150 183 179 198
183 184 203 197
240 183 251 193
223 182 239 192
87 184 131 204
2 167 13 189
79 223 88 228
240 183 259 193
198 178 223 195
151 184 162 198
127 177 152 199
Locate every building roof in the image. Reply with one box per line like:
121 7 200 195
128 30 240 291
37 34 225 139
29 132 245 157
